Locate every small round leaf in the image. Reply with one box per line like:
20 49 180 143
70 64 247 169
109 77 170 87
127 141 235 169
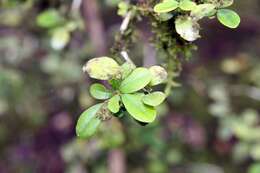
175 16 200 42
119 67 152 94
37 9 63 28
76 103 102 139
83 57 120 80
217 9 240 29
191 4 216 19
51 28 70 50
108 95 120 113
149 66 168 86
142 92 166 106
90 83 112 100
154 0 179 13
179 0 197 11
121 93 156 123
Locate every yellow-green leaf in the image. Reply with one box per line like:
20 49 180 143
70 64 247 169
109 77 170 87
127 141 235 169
217 9 240 29
121 93 156 123
76 103 102 139
119 67 152 94
83 57 120 80
90 83 112 100
142 92 166 106
154 0 179 13
108 95 120 113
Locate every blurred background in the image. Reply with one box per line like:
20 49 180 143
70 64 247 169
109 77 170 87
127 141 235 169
0 0 260 173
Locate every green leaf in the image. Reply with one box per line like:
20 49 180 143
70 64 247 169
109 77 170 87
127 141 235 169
142 92 166 106
175 16 200 42
90 83 112 100
120 62 136 79
121 93 156 123
154 0 179 13
119 67 152 94
191 3 216 19
83 57 120 80
108 95 120 113
76 103 102 139
217 9 240 29
36 9 63 28
179 0 197 11
149 66 168 86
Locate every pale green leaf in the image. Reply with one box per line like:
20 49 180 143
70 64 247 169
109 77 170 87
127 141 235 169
51 28 70 50
191 3 216 19
76 103 102 139
175 16 200 42
179 0 197 11
217 9 240 29
142 92 166 106
119 67 152 93
120 62 136 79
154 0 179 13
121 93 156 123
108 95 120 113
149 65 168 86
83 57 120 80
90 83 112 100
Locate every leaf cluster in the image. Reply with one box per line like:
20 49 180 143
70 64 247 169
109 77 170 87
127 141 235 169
153 0 240 41
76 57 168 139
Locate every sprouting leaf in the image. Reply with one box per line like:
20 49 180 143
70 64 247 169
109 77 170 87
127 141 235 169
50 27 70 50
191 3 216 19
90 83 112 100
76 103 103 139
142 92 166 106
179 0 197 11
83 57 120 80
36 9 63 28
217 9 240 28
108 95 120 113
149 65 168 86
121 93 156 123
119 67 152 94
154 0 179 13
121 62 136 79
175 16 200 42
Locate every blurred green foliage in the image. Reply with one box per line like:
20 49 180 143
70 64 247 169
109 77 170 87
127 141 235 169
0 0 260 173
